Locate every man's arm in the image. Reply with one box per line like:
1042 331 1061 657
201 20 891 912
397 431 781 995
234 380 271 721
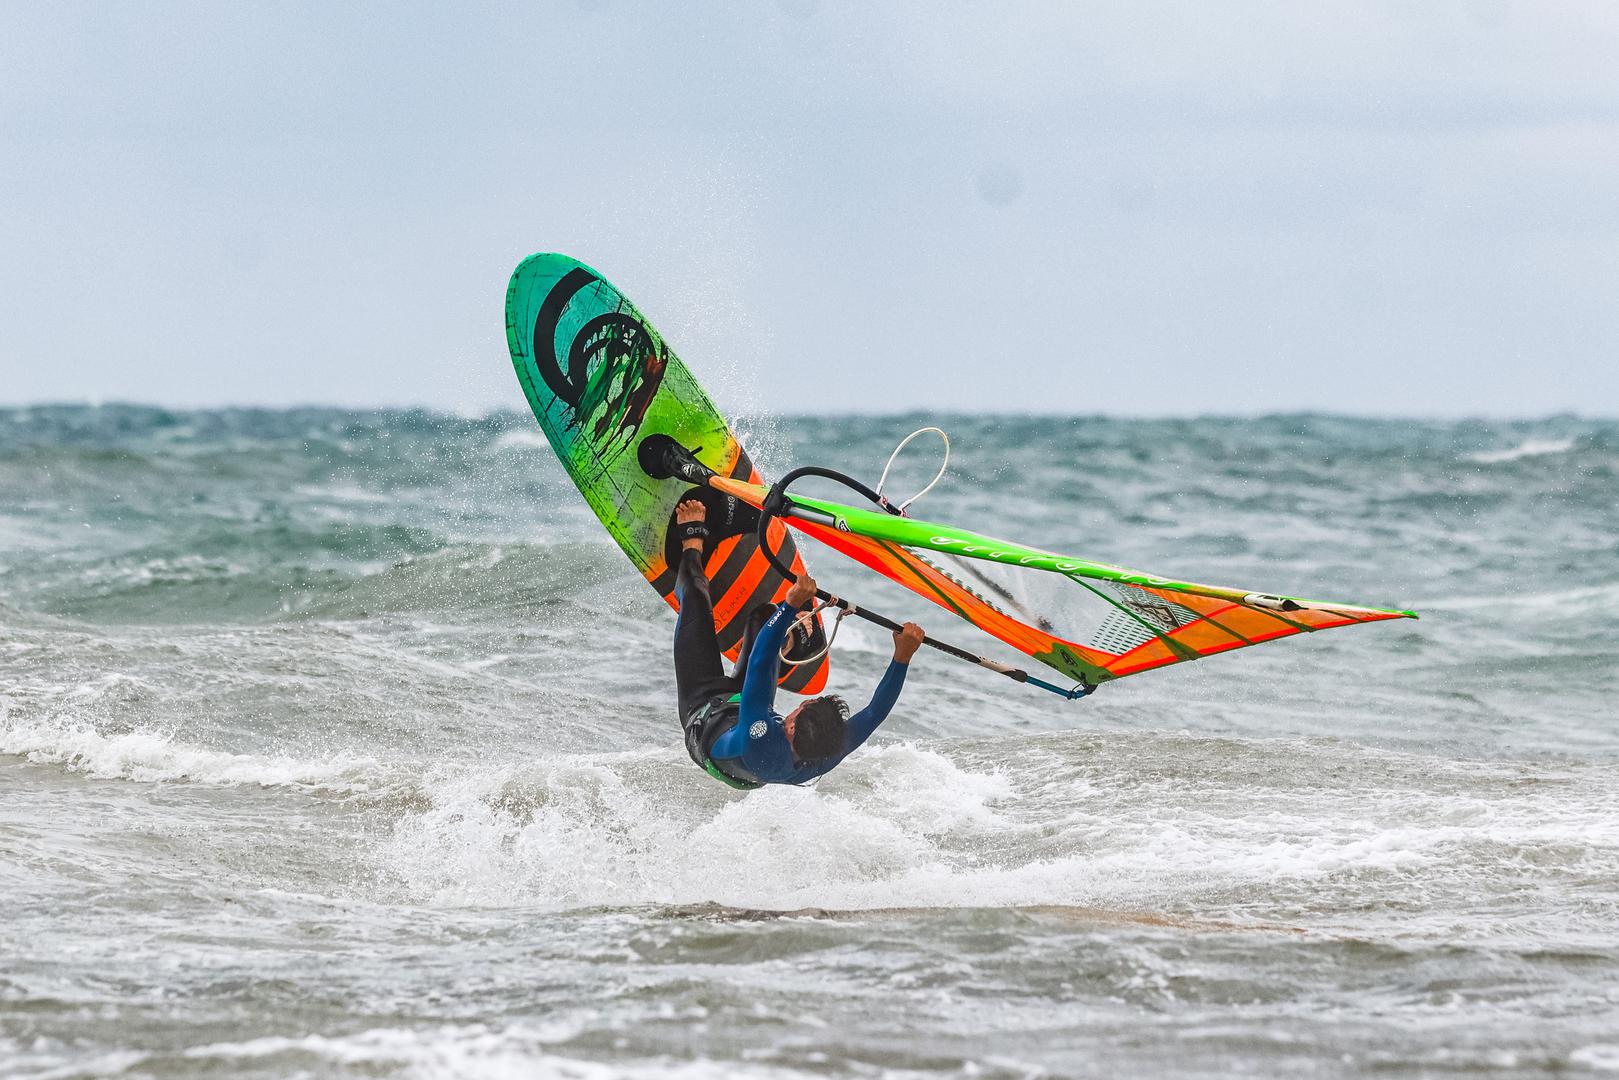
706 603 794 760
735 603 794 721
842 622 924 753
714 575 821 761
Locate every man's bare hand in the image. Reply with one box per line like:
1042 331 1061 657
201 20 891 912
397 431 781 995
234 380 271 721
786 574 817 609
893 622 925 663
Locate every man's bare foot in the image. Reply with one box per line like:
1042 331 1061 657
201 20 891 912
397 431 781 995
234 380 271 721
676 499 707 551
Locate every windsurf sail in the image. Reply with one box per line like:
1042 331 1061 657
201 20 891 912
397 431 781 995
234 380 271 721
726 476 1415 695
641 436 1417 698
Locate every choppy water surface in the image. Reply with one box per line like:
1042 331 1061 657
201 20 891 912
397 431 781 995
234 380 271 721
2 405 1617 1079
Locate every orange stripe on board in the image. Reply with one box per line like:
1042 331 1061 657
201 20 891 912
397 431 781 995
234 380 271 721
712 534 783 645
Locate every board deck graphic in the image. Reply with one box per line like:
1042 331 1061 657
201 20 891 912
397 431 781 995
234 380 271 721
505 253 828 694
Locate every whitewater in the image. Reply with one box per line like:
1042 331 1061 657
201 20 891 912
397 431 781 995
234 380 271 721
3 405 1617 1079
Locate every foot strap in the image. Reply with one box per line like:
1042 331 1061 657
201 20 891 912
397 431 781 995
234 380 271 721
675 521 709 544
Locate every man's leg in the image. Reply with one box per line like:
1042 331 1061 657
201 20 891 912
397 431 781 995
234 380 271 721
672 501 736 722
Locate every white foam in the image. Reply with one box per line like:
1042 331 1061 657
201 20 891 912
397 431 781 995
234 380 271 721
380 744 1029 911
391 740 1489 916
1420 581 1619 615
374 735 1619 918
6 1048 148 1080
177 1023 829 1079
291 482 392 504
76 553 253 589
1465 437 1576 464
1572 1045 1619 1072
0 717 389 793
493 428 552 451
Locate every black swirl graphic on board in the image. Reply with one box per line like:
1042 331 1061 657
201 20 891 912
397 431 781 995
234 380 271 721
532 268 667 444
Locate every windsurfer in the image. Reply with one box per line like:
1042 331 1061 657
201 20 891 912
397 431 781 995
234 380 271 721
671 498 924 788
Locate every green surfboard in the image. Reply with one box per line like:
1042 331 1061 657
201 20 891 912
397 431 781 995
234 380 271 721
504 253 829 694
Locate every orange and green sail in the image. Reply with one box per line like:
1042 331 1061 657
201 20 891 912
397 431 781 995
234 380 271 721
706 473 1417 693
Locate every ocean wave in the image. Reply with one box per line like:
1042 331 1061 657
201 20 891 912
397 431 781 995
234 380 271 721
1420 581 1619 615
370 736 1619 920
6 537 636 626
492 427 554 451
1465 436 1578 464
0 717 399 795
1571 1045 1619 1073
377 744 1026 911
167 1024 832 1080
282 541 639 621
10 1022 836 1080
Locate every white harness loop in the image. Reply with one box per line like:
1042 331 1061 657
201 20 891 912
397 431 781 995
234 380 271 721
875 426 950 514
780 597 847 667
781 427 949 668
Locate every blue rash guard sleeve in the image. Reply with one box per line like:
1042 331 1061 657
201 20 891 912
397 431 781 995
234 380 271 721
706 602 795 761
708 604 911 783
840 659 908 755
738 602 794 723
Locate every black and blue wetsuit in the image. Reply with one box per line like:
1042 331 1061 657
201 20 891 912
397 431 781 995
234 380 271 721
673 547 907 787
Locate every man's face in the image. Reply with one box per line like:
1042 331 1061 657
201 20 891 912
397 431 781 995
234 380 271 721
783 704 803 745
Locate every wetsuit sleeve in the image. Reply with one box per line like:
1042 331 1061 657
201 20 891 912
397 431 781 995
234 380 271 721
842 660 908 754
705 718 748 761
738 602 795 719
708 602 795 760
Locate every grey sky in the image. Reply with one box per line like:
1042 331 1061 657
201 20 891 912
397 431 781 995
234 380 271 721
2 1 1616 416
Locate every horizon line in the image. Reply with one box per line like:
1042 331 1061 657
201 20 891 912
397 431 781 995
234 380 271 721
1 399 1614 425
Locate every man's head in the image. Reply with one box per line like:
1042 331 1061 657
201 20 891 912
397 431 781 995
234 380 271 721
784 695 848 762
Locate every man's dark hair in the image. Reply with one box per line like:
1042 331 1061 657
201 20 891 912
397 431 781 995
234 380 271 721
791 695 849 762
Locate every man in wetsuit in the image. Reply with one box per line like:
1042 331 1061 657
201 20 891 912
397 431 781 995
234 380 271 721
670 498 925 788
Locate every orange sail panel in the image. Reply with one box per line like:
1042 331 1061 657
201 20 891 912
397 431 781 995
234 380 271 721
707 474 1415 687
794 518 1410 684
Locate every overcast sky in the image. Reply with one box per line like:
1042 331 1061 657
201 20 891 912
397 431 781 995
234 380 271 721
2 1 1616 416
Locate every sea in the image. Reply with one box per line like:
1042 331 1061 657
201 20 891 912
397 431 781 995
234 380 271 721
2 404 1616 1079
